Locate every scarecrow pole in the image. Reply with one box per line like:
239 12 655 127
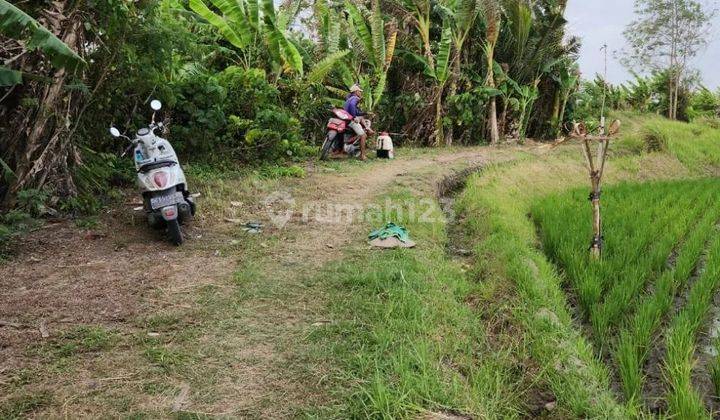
570 44 619 259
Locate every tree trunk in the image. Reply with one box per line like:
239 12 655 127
551 90 561 136
556 92 570 138
488 98 499 145
4 3 83 206
444 56 461 147
486 48 499 145
433 86 444 147
581 138 609 259
499 100 509 139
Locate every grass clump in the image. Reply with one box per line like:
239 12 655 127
311 188 523 418
34 325 119 359
258 164 306 179
455 161 627 418
0 391 53 419
642 124 669 152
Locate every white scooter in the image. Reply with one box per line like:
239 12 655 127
110 100 196 245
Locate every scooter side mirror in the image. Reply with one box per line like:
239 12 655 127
110 127 121 137
150 100 162 111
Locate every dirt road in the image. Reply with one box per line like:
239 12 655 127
0 147 501 417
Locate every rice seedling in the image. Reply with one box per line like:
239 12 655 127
533 177 720 415
614 204 720 404
663 234 720 419
534 179 717 338
710 338 720 398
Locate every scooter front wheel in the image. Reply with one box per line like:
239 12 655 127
167 219 183 246
320 131 336 161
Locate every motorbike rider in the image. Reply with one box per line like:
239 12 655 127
342 84 369 160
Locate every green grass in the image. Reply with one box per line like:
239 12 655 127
710 338 720 398
310 188 524 418
456 164 627 418
36 325 120 358
656 118 720 173
0 391 52 419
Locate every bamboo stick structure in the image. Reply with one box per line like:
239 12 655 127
570 119 620 258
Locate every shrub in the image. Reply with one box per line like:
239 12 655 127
169 70 227 155
218 66 279 117
695 116 720 129
15 189 49 217
642 124 669 152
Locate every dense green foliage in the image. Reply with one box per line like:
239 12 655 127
572 72 720 124
0 0 586 212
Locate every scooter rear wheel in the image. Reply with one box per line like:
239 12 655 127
167 219 183 246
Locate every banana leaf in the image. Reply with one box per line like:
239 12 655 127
0 0 85 70
307 50 350 84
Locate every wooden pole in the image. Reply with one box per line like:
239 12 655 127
574 123 616 259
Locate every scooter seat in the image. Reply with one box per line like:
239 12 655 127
138 160 176 173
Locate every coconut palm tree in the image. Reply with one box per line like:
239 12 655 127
483 0 501 145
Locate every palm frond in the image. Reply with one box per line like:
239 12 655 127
277 0 303 30
385 27 397 68
327 14 340 53
337 62 355 88
325 84 349 98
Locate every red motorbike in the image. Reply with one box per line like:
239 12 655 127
320 108 373 160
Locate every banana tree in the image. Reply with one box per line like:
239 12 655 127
550 60 580 138
399 0 434 68
342 0 398 111
187 0 303 76
439 0 480 146
400 0 478 146
0 0 85 86
494 62 520 138
516 81 539 142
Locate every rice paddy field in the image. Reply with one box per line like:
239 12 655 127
534 179 720 417
450 113 720 418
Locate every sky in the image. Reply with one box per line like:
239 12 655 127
566 0 720 89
